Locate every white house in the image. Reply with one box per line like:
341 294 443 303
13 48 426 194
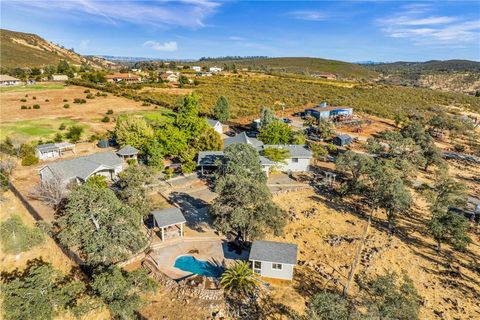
0 75 21 86
209 66 223 73
207 119 224 135
51 74 69 81
159 72 180 83
260 145 313 172
35 142 75 161
39 152 124 185
191 66 202 72
249 240 298 280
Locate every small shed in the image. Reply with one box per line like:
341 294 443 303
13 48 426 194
116 145 139 161
151 208 186 242
249 240 298 280
332 134 353 147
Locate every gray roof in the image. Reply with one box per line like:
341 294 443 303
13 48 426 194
151 207 186 227
36 142 74 153
207 119 221 127
335 134 352 141
259 155 276 166
262 145 312 158
197 151 225 166
117 145 139 156
42 152 123 181
249 240 298 265
224 132 263 149
0 75 20 81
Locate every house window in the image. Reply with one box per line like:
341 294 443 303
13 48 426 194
253 261 261 274
292 158 299 163
272 263 283 270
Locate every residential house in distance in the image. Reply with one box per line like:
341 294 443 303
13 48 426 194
332 134 353 147
116 145 139 162
249 240 298 280
191 66 202 72
0 75 21 86
196 72 212 77
105 73 141 83
51 74 69 81
39 152 124 185
35 142 75 161
209 66 223 73
207 119 224 135
260 145 312 172
197 150 275 176
159 71 180 83
304 102 353 120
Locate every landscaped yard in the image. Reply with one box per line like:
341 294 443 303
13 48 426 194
0 83 65 92
0 118 84 141
0 84 158 142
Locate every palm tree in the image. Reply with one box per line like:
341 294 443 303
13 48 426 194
220 261 259 297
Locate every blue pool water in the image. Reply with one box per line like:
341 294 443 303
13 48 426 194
173 255 224 278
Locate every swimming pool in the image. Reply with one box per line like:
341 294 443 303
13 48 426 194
173 255 224 278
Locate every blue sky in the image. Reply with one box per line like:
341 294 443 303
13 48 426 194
1 0 479 62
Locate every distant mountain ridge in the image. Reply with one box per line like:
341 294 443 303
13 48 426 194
0 29 115 69
365 60 480 73
193 57 379 79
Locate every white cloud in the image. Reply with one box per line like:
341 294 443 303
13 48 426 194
5 0 221 28
288 10 328 21
377 7 480 46
228 36 244 41
143 40 178 52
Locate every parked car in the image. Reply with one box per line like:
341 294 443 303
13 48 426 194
225 130 236 137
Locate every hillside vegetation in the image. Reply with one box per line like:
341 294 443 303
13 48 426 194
0 29 113 69
366 60 480 94
195 57 378 79
129 74 480 119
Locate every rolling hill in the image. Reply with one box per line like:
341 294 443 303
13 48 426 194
195 57 379 80
364 60 480 94
0 29 115 69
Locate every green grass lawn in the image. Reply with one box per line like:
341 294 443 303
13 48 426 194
0 84 65 92
118 108 177 125
0 118 88 142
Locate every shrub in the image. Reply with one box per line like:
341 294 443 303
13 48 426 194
73 98 86 104
20 98 27 102
25 94 28 97
63 103 70 109
32 104 40 109
63 99 68 102
89 134 98 142
32 96 36 100
106 109 114 115
142 102 151 106
0 215 44 254
101 116 110 123
59 123 66 130
65 125 84 143
45 99 49 102
84 89 91 93
127 158 137 165
20 105 27 109
86 93 95 99
20 144 39 166
453 144 465 152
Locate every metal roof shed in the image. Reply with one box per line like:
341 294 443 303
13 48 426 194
151 208 186 242
332 134 353 147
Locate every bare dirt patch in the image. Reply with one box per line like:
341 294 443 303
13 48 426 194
263 186 480 320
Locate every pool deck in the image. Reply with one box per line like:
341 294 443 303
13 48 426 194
150 239 249 280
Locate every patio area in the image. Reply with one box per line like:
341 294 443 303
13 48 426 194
149 239 249 280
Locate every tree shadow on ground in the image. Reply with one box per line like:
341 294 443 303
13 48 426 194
169 191 212 232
